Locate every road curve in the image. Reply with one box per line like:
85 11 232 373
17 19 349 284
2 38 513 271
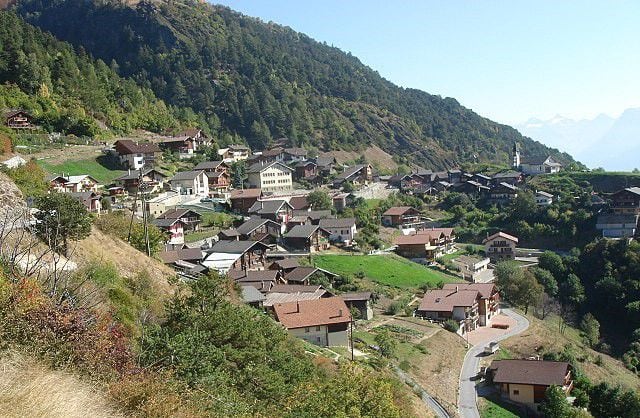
458 308 529 418
393 365 451 418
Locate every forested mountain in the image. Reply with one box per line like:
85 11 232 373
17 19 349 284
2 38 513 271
12 0 573 169
0 11 183 137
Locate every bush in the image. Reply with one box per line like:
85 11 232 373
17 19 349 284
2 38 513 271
399 360 411 372
443 319 459 333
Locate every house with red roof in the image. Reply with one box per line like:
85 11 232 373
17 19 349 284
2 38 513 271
483 231 519 262
415 286 481 334
273 297 352 347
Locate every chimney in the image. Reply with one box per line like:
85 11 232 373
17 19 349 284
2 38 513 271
296 301 300 313
455 286 459 293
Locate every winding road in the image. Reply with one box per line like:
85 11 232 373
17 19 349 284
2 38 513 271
458 308 530 418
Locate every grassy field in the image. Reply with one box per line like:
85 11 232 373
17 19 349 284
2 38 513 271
480 398 521 418
38 156 125 184
184 229 219 243
313 254 460 289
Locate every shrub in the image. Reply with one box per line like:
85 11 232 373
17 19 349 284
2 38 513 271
399 360 411 372
443 319 459 333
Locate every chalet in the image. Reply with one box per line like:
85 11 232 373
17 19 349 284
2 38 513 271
229 269 284 292
382 206 421 227
282 147 308 163
596 214 639 238
70 191 102 214
236 216 281 243
169 170 210 196
273 297 352 347
294 160 318 182
488 360 572 409
610 187 640 215
314 156 337 177
283 225 330 252
333 164 373 188
152 218 185 246
442 283 499 326
156 208 202 232
399 173 432 194
113 140 161 170
157 136 197 158
394 228 455 261
4 110 33 129
492 171 524 186
284 266 337 285
448 169 463 184
230 188 262 214
48 174 100 193
158 247 204 276
218 144 251 162
248 199 293 223
269 284 331 296
452 255 491 282
292 209 334 224
340 292 374 320
202 240 269 273
483 232 518 262
473 173 492 186
489 182 519 204
115 169 166 194
331 192 351 212
535 191 554 206
247 161 293 192
218 228 240 241
269 258 301 275
415 287 480 334
241 286 266 308
194 160 230 174
318 217 357 246
454 180 490 195
288 196 310 211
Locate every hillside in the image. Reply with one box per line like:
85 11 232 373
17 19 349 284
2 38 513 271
12 0 573 169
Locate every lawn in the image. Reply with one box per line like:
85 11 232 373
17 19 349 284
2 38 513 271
313 254 460 289
184 229 219 243
38 156 125 184
480 397 521 418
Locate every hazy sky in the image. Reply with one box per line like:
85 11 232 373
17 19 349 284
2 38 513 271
212 1 640 125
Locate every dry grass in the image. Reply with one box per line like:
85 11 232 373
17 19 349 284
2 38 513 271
500 312 640 390
0 351 123 418
319 145 398 171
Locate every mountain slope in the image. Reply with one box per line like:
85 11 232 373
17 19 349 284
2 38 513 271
517 109 640 171
14 0 572 169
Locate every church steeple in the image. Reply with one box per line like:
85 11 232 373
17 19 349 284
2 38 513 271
512 142 521 169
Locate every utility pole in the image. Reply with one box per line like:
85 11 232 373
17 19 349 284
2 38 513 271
350 319 354 361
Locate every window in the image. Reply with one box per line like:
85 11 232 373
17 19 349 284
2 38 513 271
316 326 321 331
513 389 519 395
305 327 310 333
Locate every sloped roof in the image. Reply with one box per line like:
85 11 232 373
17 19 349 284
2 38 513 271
319 217 356 229
383 206 418 216
340 292 372 302
270 284 325 294
288 196 309 210
236 216 279 235
292 209 334 221
536 191 553 198
285 266 320 283
273 297 351 329
335 164 368 181
241 286 266 303
194 160 225 170
247 161 292 174
209 240 266 254
483 231 519 244
493 171 522 179
157 208 201 220
114 139 161 154
490 360 570 386
230 188 262 199
158 247 203 264
284 224 321 239
418 289 479 312
248 199 291 215
270 258 300 270
442 282 495 299
520 155 552 165
170 170 205 181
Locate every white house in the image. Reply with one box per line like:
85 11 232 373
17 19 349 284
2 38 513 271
318 217 357 246
247 161 293 192
596 214 639 238
218 144 251 162
535 191 554 206
113 140 161 170
519 156 562 175
169 170 210 196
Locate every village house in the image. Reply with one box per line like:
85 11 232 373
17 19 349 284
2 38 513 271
248 199 293 224
273 297 352 347
169 170 210 197
157 136 198 158
314 155 337 177
318 217 357 246
520 156 562 175
292 209 334 225
263 285 331 309
288 195 310 211
152 218 185 246
441 283 499 326
240 286 267 308
293 160 318 182
218 228 240 241
158 247 205 276
492 171 524 186
454 180 490 196
331 192 352 212
489 182 519 204
340 292 374 320
596 213 639 238
535 190 554 206
394 228 455 261
202 240 269 273
269 258 301 275
488 360 573 409
4 110 34 129
156 208 202 232
283 225 330 253
115 169 166 194
247 161 293 192
236 216 281 244
230 188 262 214
610 187 640 215
282 147 308 164
48 174 100 193
453 255 491 282
483 231 518 262
284 266 338 286
70 191 102 214
473 173 492 186
382 206 422 228
146 191 182 217
229 269 285 293
218 144 251 162
415 287 480 334
333 164 373 188
113 139 161 170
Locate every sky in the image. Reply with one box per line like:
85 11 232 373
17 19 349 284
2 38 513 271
211 0 640 125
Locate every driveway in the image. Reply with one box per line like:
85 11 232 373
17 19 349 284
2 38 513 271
458 308 529 418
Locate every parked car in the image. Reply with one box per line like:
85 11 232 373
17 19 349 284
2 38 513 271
484 341 499 354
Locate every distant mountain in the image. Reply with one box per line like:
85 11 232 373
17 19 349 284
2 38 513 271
517 109 640 171
11 0 573 169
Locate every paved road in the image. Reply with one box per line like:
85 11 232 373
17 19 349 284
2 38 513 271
458 308 529 418
393 365 451 418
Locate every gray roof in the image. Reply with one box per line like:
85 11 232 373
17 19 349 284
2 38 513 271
493 171 522 179
248 199 291 215
521 155 552 165
241 286 266 303
340 292 372 302
194 160 225 170
596 214 639 224
319 217 356 229
171 170 204 181
285 224 320 239
116 169 165 181
292 209 334 221
209 240 264 254
335 164 368 181
152 218 183 227
285 266 319 283
270 258 300 270
236 216 279 235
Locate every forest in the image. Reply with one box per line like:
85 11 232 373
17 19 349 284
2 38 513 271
12 0 574 169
